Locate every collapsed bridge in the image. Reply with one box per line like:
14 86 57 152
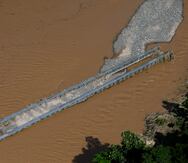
0 47 173 141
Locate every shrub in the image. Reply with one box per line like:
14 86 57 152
155 118 167 126
121 131 145 150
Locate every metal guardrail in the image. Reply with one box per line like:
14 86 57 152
47 47 159 100
99 46 159 74
0 48 173 141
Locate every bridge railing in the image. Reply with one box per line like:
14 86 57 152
0 47 159 124
0 48 172 141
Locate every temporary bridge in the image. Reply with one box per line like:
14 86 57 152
0 47 173 141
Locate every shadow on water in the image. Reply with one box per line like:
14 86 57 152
162 100 180 113
72 136 109 163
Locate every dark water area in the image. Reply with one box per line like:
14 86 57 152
0 0 187 162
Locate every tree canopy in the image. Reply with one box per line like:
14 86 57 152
93 93 188 163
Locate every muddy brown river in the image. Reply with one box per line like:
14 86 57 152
0 0 188 162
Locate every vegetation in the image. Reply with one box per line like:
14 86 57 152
155 118 167 126
93 93 188 163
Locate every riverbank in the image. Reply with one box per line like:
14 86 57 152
92 87 188 162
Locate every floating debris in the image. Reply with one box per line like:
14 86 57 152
101 0 183 73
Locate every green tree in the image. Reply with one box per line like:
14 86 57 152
182 95 188 109
92 145 124 163
121 131 145 150
142 145 172 163
93 92 188 163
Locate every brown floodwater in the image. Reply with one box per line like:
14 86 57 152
0 0 187 162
